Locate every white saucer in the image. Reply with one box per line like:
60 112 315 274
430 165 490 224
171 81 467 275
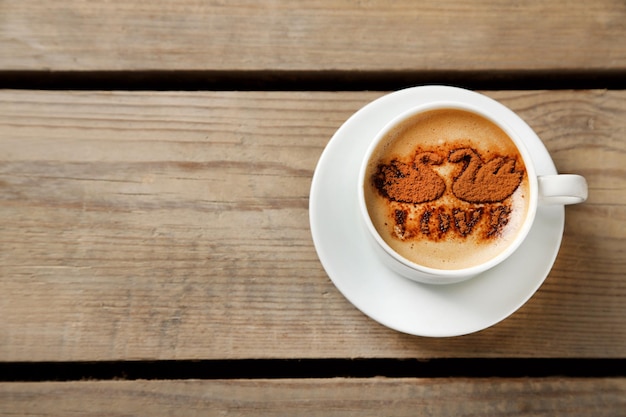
309 86 565 337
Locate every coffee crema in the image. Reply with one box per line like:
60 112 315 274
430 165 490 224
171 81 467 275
363 108 530 270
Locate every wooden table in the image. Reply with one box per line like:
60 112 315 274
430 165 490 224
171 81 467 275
1 1 625 415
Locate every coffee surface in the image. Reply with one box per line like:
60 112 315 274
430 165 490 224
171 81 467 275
363 108 530 270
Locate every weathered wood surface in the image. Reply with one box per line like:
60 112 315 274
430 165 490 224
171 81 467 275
1 0 624 72
0 378 624 416
0 89 624 361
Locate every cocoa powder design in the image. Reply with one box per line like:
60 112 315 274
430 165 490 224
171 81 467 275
372 146 524 242
373 151 446 204
390 205 515 241
449 147 523 203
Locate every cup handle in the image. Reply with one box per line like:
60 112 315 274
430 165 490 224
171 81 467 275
537 174 588 205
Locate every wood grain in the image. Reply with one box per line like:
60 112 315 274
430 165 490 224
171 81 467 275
0 90 625 361
1 0 624 72
0 378 624 416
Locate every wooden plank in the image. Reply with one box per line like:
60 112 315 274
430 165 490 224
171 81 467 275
1 0 624 72
0 378 624 416
0 90 625 361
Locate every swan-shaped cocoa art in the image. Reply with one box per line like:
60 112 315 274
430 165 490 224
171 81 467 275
373 151 446 204
449 148 524 203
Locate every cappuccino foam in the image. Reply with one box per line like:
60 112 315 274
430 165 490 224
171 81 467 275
363 108 530 270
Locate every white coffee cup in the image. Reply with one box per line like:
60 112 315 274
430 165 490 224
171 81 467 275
358 91 587 285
